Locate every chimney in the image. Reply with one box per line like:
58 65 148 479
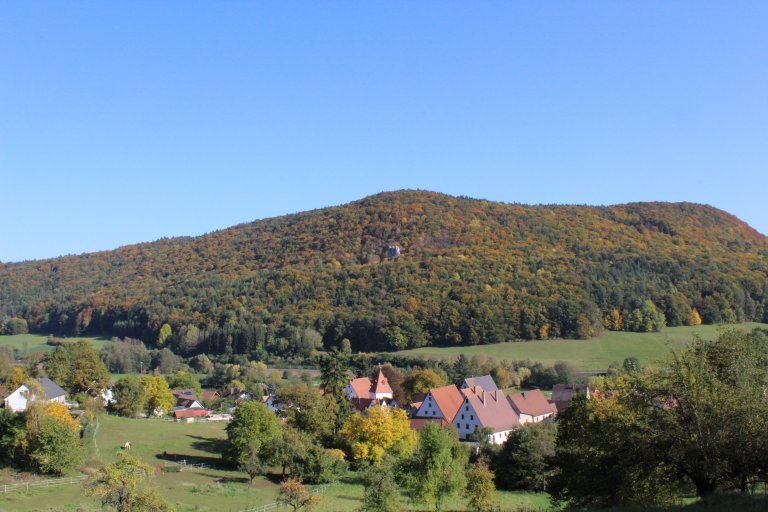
481 391 486 404
522 392 526 399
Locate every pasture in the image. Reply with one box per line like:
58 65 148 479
0 415 550 512
397 323 768 370
0 334 108 355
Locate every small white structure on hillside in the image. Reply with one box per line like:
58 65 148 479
3 377 67 412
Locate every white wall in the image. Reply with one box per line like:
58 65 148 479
415 392 444 418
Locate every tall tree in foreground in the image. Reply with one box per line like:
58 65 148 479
359 458 401 512
549 328 768 507
400 424 468 511
86 452 172 512
44 340 110 395
464 459 496 512
225 401 282 471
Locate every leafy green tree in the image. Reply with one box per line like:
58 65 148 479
494 422 555 491
86 452 172 512
317 349 349 399
464 459 496 512
225 402 282 469
113 375 145 418
3 317 28 335
45 340 109 395
156 323 172 347
400 424 468 510
17 402 83 475
450 354 477 386
402 368 446 402
166 370 202 398
276 383 337 443
360 458 401 512
622 356 641 372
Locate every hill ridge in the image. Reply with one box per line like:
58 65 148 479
1 190 766 358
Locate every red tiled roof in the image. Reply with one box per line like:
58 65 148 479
348 377 372 399
508 389 554 417
427 385 464 423
201 390 220 402
172 389 198 400
173 408 210 419
461 387 520 433
371 369 393 395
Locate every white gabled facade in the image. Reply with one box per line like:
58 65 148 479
415 391 445 419
452 399 514 445
4 385 31 412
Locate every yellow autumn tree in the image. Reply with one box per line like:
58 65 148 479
340 406 416 465
687 308 702 326
141 375 174 416
46 402 81 433
603 308 623 331
10 367 28 389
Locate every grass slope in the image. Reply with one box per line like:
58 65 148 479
0 415 549 512
397 323 768 369
0 334 108 355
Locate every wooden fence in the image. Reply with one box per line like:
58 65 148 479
239 483 333 512
0 475 89 494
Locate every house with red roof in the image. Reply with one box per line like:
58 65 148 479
414 384 464 423
345 368 397 410
452 386 520 444
507 389 556 424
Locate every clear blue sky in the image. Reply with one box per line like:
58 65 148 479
1 2 766 263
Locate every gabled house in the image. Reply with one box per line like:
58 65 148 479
201 390 221 403
551 384 592 413
414 384 464 423
3 377 67 413
461 375 499 393
507 389 556 424
345 369 395 411
221 387 253 402
453 386 520 444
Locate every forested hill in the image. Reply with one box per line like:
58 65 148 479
2 190 767 357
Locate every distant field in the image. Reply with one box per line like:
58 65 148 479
397 323 768 370
0 414 550 512
0 333 108 355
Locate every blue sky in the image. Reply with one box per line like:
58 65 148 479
1 2 766 262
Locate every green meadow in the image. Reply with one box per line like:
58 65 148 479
0 415 550 512
0 333 109 355
397 323 768 370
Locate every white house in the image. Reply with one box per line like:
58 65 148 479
507 389 557 424
452 386 520 445
3 377 67 413
414 384 464 423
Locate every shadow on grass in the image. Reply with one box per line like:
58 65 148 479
187 434 229 455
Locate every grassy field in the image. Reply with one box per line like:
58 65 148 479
0 415 550 512
397 323 768 370
0 333 109 355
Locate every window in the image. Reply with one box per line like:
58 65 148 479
466 424 469 430
470 415 474 420
465 406 469 411
461 414 464 420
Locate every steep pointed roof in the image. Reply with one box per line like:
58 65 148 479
38 377 66 400
371 368 393 395
348 377 372 399
424 384 464 423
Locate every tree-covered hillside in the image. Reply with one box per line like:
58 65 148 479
1 190 766 357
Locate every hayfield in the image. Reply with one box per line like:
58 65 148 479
396 323 768 370
0 334 108 355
